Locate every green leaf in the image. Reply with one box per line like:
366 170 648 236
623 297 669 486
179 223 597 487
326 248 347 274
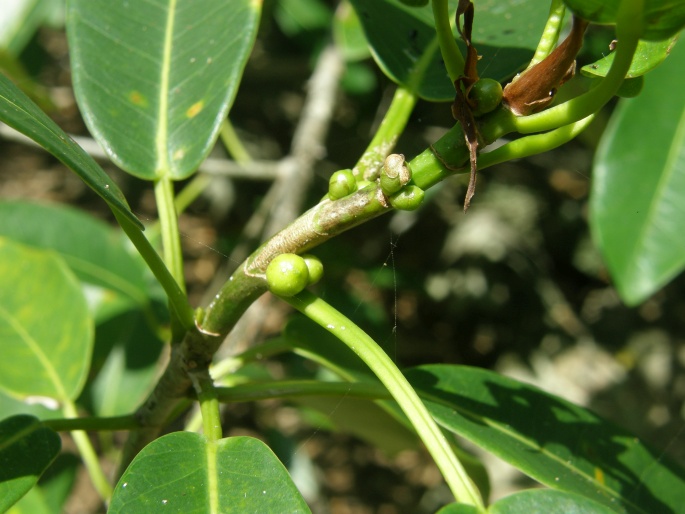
406 365 685 514
110 433 310 513
562 0 685 40
0 238 93 402
590 37 685 305
489 489 617 514
347 0 551 101
0 73 140 228
581 36 679 78
0 201 151 318
67 0 261 180
0 415 61 513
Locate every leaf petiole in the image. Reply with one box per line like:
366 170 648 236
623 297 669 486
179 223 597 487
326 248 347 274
432 0 465 85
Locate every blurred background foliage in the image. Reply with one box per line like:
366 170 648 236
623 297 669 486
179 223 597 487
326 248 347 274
1 0 684 512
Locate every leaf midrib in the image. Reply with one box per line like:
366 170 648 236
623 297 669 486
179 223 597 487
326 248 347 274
155 0 178 178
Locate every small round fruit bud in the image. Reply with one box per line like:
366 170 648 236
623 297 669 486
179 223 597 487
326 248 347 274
469 78 503 116
328 169 357 200
266 254 310 297
302 254 324 285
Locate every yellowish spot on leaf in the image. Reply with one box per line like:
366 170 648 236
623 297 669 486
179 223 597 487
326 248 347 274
186 100 204 118
594 467 605 485
128 90 148 107
173 148 186 161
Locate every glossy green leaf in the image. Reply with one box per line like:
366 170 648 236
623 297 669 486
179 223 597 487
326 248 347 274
490 489 617 514
347 0 551 100
581 36 679 78
562 0 685 40
110 433 310 513
0 238 93 401
406 365 685 514
0 73 140 228
0 415 61 513
0 201 151 319
67 0 260 180
590 38 685 305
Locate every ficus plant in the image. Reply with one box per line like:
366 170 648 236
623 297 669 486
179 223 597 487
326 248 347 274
2 0 685 512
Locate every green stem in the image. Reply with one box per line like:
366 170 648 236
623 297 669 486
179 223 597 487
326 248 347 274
282 290 484 510
409 123 471 190
143 174 213 247
353 86 418 180
113 210 194 330
154 175 185 292
194 373 222 442
62 402 113 501
477 114 595 170
512 0 643 134
191 373 221 513
528 0 566 68
432 0 465 84
220 118 253 164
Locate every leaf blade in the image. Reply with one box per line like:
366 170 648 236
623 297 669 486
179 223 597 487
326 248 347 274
0 239 93 402
0 74 140 228
67 0 261 180
590 38 685 305
110 433 310 513
406 364 685 514
0 415 61 513
348 0 552 101
562 0 685 40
